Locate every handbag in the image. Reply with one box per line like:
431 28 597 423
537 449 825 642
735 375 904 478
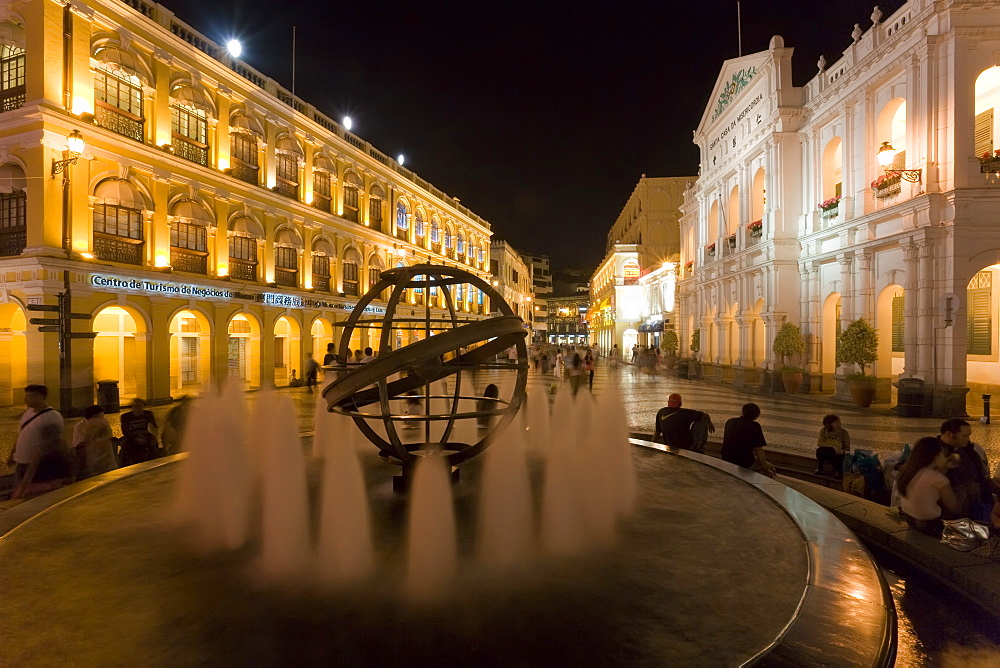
940 518 990 551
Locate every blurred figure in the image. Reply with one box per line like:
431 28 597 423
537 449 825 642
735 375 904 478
76 405 117 477
119 399 159 466
161 396 192 455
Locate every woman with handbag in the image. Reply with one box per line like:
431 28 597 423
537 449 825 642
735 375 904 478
897 437 959 537
815 414 851 477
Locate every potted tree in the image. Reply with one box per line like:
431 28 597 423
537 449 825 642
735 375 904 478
837 318 879 407
688 329 701 379
662 329 679 370
772 322 806 394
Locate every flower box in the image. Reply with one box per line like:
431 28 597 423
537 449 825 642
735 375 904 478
747 220 763 237
727 235 737 249
980 150 1000 173
819 205 839 219
705 243 716 257
818 195 841 218
871 174 902 199
684 261 694 274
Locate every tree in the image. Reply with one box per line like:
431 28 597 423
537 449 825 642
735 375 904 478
836 318 879 376
689 329 700 354
662 329 679 355
772 322 806 370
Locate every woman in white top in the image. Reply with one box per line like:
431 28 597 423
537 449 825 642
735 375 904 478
897 436 959 537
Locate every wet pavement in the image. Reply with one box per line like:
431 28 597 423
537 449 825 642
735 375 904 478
2 360 997 475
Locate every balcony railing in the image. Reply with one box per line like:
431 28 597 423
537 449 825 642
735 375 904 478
94 234 143 265
229 160 258 186
95 101 144 142
172 134 209 166
0 85 25 112
272 178 298 200
0 227 26 256
343 281 359 297
275 267 297 288
229 258 257 281
313 197 331 213
170 248 207 274
313 275 330 292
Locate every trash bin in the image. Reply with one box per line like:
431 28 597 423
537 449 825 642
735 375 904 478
676 359 689 379
895 377 924 417
96 379 120 413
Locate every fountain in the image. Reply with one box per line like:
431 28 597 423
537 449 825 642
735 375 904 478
0 264 896 665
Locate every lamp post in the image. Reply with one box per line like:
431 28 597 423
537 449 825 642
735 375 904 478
51 129 86 414
876 141 922 183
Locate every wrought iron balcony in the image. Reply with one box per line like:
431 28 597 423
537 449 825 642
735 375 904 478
343 281 359 297
229 160 258 186
312 197 331 214
313 275 330 292
229 258 257 281
94 234 143 265
95 102 144 143
275 267 297 288
0 227 26 256
0 84 25 112
272 178 298 200
170 247 207 274
171 134 209 166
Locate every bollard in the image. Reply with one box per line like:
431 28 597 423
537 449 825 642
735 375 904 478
983 394 991 425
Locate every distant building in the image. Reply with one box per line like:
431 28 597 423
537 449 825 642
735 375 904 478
546 294 589 347
590 176 691 354
489 240 534 329
521 252 553 342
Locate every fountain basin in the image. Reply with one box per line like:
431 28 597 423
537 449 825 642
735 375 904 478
0 442 894 666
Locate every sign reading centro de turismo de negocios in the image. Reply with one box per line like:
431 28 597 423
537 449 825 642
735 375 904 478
89 274 385 314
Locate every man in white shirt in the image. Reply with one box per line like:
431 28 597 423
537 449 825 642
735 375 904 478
6 384 66 497
361 347 375 364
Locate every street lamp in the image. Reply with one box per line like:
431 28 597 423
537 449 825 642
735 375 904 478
226 39 242 58
51 129 84 177
343 115 353 131
876 141 922 183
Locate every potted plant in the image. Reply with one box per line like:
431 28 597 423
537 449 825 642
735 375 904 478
818 195 841 219
684 260 694 275
662 329 679 370
980 149 1000 174
871 174 901 199
705 243 716 257
747 219 763 237
772 322 806 394
837 318 879 407
727 234 737 249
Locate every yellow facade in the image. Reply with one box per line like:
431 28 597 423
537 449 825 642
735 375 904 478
0 0 492 410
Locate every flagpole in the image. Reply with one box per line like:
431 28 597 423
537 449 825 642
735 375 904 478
291 26 297 98
737 1 743 56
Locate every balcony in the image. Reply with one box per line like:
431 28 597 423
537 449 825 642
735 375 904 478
275 267 297 288
171 134 209 166
95 101 144 143
229 258 257 281
343 281 359 297
0 227 25 256
272 178 298 200
170 247 207 274
0 84 25 112
94 234 143 265
313 197 331 214
229 160 258 186
313 275 330 292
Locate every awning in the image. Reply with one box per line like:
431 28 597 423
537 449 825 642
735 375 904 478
94 179 144 209
94 47 147 83
171 199 212 224
170 86 213 115
638 321 664 333
230 114 264 138
229 216 264 238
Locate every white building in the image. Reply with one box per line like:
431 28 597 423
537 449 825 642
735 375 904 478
678 0 1000 416
489 239 533 327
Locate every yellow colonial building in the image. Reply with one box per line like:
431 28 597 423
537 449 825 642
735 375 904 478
0 0 493 411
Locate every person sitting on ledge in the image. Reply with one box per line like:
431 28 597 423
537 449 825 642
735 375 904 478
288 369 302 387
720 403 776 478
815 414 851 477
939 418 993 522
897 436 959 538
653 393 714 453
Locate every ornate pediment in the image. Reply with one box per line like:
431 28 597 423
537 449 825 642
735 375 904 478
711 66 759 123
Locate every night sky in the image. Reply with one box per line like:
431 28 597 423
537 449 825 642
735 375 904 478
159 0 907 271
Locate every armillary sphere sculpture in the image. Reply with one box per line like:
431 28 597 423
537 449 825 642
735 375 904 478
322 264 528 480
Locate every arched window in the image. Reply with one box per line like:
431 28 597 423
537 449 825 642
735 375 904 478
312 238 334 292
312 155 333 213
975 67 1000 161
169 200 211 274
0 23 26 112
367 185 385 230
343 172 362 223
415 211 425 240
342 248 361 296
727 185 739 235
229 114 262 186
273 136 301 200
822 138 843 202
170 85 211 166
228 216 263 281
431 219 441 250
368 254 385 296
396 200 409 239
93 180 145 265
444 228 453 257
274 228 302 288
93 47 147 142
457 232 465 258
0 163 26 256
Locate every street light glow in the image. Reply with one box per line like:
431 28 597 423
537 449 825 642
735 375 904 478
397 154 405 165
227 40 242 58
343 116 353 131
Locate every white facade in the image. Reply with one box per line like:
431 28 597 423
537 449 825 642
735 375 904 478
679 1 1000 416
489 240 534 326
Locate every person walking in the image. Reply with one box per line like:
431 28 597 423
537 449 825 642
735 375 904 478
568 353 585 395
161 396 192 455
77 405 117 477
304 353 320 394
584 350 595 390
7 384 71 499
815 414 851 476
120 399 159 465
609 344 620 369
323 342 337 367
720 403 776 477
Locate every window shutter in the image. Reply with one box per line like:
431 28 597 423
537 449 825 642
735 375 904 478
975 108 994 158
891 149 907 171
891 291 904 352
835 182 842 198
967 278 992 355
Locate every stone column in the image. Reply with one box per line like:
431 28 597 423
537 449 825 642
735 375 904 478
916 240 936 379
856 250 874 322
902 242 919 377
147 299 173 403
